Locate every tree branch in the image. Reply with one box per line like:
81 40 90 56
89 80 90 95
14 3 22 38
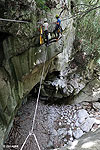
79 5 100 20
75 0 99 7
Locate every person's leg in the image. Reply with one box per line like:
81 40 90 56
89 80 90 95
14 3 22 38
53 29 56 37
53 25 58 38
59 26 63 35
43 31 46 43
44 31 48 46
57 25 61 38
45 30 49 45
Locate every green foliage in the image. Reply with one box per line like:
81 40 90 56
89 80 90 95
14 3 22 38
76 8 100 56
35 0 49 10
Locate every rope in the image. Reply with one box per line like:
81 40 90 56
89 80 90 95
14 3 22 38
0 11 81 26
20 48 47 150
0 3 99 24
20 132 31 150
33 133 41 150
0 18 30 23
31 50 47 132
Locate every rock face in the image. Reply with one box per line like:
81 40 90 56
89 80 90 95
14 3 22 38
46 102 100 150
57 128 100 150
1 0 99 149
0 0 75 148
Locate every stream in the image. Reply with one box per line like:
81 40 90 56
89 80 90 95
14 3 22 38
5 79 100 150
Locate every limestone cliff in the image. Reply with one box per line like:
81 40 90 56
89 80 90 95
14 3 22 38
0 0 75 148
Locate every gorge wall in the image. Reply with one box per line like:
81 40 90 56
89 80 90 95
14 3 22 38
1 0 100 149
0 0 75 148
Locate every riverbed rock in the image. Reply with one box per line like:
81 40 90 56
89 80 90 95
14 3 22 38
47 140 54 149
73 128 84 139
93 102 100 110
77 109 89 124
80 118 96 132
67 129 73 137
56 129 100 150
57 128 67 137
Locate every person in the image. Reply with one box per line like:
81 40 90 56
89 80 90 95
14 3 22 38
43 18 49 46
39 24 44 45
53 15 62 39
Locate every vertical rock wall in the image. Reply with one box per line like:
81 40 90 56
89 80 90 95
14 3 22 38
0 0 75 148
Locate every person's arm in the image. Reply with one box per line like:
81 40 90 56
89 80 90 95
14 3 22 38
56 19 61 25
56 21 59 25
56 20 59 25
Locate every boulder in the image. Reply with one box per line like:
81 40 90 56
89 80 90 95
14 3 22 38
80 118 96 132
73 128 84 139
77 109 89 124
56 128 100 150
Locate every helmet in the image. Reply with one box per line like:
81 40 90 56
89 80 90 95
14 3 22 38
44 18 47 22
56 14 59 18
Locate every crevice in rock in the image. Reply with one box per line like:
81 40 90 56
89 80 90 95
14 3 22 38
71 1 75 13
0 32 12 66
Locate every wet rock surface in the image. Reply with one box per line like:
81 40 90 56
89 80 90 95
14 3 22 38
5 99 100 150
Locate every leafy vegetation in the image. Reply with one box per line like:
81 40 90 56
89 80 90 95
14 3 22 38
77 10 100 54
35 0 49 10
74 0 100 59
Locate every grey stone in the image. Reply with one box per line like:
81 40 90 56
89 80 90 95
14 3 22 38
64 138 67 143
64 120 67 123
73 113 77 120
67 129 73 136
70 137 74 141
57 129 100 150
80 118 96 132
77 109 89 124
73 128 84 139
52 129 58 136
59 122 62 126
67 141 73 146
47 140 54 148
75 120 80 127
63 144 67 147
57 128 67 136
67 119 71 123
93 102 100 110
95 119 100 124
61 131 68 139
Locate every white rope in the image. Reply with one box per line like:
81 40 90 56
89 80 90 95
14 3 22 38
31 52 46 132
20 132 31 150
20 48 47 150
0 18 29 23
33 133 41 150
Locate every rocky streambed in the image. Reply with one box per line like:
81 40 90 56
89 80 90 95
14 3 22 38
4 71 100 150
5 95 100 150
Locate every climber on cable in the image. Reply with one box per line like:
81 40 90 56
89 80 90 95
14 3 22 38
43 18 49 46
53 15 62 40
